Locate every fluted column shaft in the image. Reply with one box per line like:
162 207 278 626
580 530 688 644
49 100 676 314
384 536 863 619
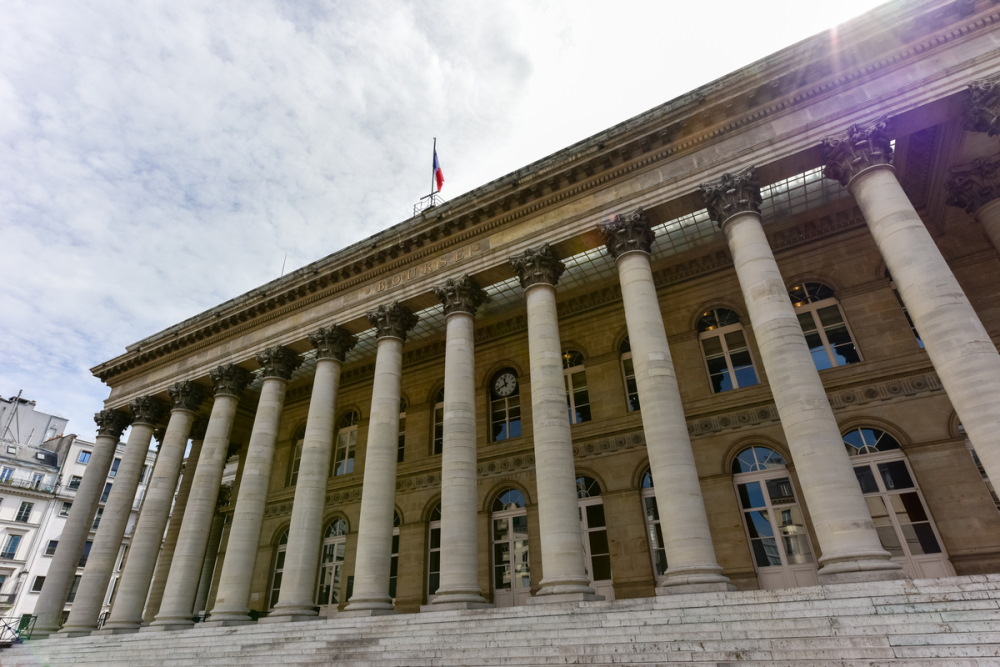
143 426 205 623
31 410 130 637
150 365 250 630
210 347 299 623
103 383 203 632
510 246 594 600
270 327 355 621
602 214 730 591
430 276 488 608
346 303 417 612
59 397 166 636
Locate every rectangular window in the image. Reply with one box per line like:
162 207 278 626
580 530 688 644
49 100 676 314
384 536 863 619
77 450 92 464
92 507 104 531
30 576 45 593
66 575 81 603
109 458 121 478
397 412 406 463
31 472 44 488
0 467 13 482
101 482 113 503
5 445 15 454
1 534 22 559
59 501 72 517
44 539 58 556
68 475 82 490
15 501 33 523
79 541 92 568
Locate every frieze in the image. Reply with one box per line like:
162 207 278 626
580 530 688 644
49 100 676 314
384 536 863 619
360 240 489 297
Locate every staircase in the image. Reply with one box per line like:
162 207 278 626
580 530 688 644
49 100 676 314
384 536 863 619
5 575 1000 666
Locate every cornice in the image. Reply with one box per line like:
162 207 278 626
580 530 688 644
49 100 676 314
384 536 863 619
93 0 995 385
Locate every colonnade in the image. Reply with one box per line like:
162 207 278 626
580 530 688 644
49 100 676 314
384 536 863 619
31 111 1000 636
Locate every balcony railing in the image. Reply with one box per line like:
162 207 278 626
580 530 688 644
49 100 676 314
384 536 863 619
0 478 56 494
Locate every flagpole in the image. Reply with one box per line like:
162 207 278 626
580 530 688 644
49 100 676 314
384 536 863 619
431 137 437 198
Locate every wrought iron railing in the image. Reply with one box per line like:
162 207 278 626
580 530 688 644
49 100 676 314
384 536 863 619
0 614 34 646
0 478 57 494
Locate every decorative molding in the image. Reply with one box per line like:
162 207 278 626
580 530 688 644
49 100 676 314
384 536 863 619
701 165 762 226
822 116 894 187
94 409 131 439
510 244 565 289
168 380 204 413
965 75 1000 136
367 302 419 341
601 208 655 258
256 346 302 381
945 154 1000 214
130 395 167 427
433 275 488 316
210 364 253 398
309 326 357 362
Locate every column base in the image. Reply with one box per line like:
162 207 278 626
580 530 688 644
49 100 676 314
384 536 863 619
818 565 908 586
420 601 494 612
141 620 194 632
344 596 394 613
528 592 605 605
656 581 736 595
92 624 141 635
27 626 60 640
817 553 905 584
656 567 735 595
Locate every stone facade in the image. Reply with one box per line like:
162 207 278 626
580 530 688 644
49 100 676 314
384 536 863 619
31 0 1000 637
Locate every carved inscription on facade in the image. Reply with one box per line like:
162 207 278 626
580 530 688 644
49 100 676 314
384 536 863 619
361 240 489 296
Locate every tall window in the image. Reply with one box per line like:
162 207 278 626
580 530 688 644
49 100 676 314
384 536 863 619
44 539 58 556
59 501 72 517
698 308 759 393
562 351 591 424
427 503 442 598
269 529 289 608
333 410 360 476
576 476 611 593
0 467 13 482
431 387 445 455
316 518 348 608
79 540 92 567
397 399 407 463
77 450 92 464
287 428 304 487
92 507 104 530
732 447 815 588
31 576 45 593
619 338 639 411
886 271 923 348
1 534 22 559
490 369 522 442
68 475 82 490
492 489 530 606
100 482 113 503
389 511 400 600
15 501 33 523
789 283 861 370
109 458 121 478
640 470 667 581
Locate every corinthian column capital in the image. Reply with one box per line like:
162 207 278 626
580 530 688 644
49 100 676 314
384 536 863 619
94 409 131 439
700 166 762 226
433 275 488 316
600 208 655 259
509 244 565 289
367 302 419 341
168 380 205 413
130 395 167 427
309 326 357 361
256 346 302 381
210 364 253 398
822 116 893 187
945 155 1000 214
965 77 1000 137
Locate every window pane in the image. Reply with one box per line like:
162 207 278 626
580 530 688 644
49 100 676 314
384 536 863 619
817 305 845 327
745 510 774 539
738 481 765 510
733 365 759 388
701 336 723 356
590 554 612 581
878 461 914 491
725 330 747 348
588 531 609 556
585 504 606 528
765 477 795 505
854 466 879 494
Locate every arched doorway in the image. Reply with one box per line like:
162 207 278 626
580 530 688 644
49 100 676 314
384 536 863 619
576 476 613 600
491 488 530 607
732 446 818 589
844 427 954 578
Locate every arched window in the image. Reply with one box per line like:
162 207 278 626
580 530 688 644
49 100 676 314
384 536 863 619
731 447 816 589
316 518 348 608
427 503 442 598
333 410 360 476
640 470 667 581
286 426 305 487
491 489 530 606
562 350 591 424
268 529 289 608
490 369 522 442
431 387 445 455
576 476 612 599
397 398 407 463
844 427 952 578
698 308 759 393
788 283 861 370
619 338 639 411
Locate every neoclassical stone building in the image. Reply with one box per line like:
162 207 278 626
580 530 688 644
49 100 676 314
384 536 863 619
29 0 1000 639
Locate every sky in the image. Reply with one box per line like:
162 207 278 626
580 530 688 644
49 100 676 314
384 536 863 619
1 0 891 443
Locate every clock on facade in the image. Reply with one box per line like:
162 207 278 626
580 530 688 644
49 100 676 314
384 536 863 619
493 371 518 397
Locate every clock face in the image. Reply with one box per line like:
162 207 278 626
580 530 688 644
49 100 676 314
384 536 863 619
493 371 518 397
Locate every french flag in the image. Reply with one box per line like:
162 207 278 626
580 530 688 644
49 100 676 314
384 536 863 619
433 149 445 192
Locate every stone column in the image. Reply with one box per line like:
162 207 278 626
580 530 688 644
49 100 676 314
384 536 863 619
101 382 205 633
426 276 490 610
58 396 167 636
268 327 356 622
700 169 899 583
510 245 598 602
194 501 228 616
824 118 1000 506
149 364 251 631
143 415 207 623
945 155 1000 254
345 302 417 613
600 214 733 592
31 409 131 637
208 346 301 624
